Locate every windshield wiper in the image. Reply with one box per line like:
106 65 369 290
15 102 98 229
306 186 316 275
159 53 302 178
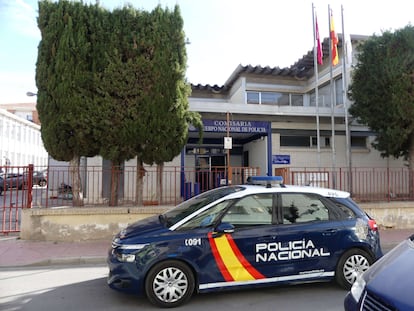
158 214 165 224
159 214 172 227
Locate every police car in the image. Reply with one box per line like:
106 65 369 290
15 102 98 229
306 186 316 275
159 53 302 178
107 176 382 308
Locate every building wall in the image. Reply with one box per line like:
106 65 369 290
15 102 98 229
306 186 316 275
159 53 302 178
0 108 48 169
189 57 406 174
244 137 267 174
228 77 245 104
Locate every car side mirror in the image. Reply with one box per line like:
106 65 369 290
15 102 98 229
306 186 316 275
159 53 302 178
215 222 235 234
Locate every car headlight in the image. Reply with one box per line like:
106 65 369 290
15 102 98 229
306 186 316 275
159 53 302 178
350 275 366 302
113 243 149 263
117 253 137 263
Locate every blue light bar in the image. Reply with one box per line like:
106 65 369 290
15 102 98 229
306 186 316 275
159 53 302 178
247 176 284 186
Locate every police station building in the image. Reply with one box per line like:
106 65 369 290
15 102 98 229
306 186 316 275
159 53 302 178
182 35 404 191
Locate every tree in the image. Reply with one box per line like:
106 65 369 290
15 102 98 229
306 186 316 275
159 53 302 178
37 2 201 207
349 26 414 172
94 6 154 206
36 1 104 206
138 6 202 204
96 5 202 206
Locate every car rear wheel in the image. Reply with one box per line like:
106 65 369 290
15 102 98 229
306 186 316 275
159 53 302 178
38 179 47 187
336 248 373 289
145 260 195 308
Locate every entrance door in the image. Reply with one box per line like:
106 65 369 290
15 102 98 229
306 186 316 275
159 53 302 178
211 155 226 188
195 155 226 192
196 156 210 192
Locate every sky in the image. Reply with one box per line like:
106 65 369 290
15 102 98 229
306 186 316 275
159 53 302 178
1 0 414 104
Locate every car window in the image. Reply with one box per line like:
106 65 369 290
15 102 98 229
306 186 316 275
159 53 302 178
329 199 357 219
163 186 244 227
221 193 273 227
281 193 329 224
177 200 233 230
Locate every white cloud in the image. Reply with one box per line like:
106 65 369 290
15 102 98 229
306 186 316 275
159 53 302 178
0 71 37 104
5 0 40 39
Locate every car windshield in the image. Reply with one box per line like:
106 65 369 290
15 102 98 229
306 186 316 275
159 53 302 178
162 186 244 227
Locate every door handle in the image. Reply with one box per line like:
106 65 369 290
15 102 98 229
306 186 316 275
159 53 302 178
258 235 276 241
322 229 338 236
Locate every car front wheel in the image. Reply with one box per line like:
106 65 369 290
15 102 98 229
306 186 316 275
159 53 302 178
335 248 373 289
145 260 195 308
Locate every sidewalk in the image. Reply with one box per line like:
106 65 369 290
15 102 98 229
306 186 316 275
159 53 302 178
0 236 109 267
0 228 412 268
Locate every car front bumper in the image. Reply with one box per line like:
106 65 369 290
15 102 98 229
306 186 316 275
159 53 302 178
107 249 145 295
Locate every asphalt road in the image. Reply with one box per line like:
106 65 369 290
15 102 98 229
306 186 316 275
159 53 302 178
0 264 347 311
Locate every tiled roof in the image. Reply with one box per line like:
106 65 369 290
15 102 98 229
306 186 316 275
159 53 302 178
191 34 368 94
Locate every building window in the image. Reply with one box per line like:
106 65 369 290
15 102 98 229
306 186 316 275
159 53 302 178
246 91 301 106
247 92 260 104
281 135 330 148
351 136 367 148
310 84 330 107
281 136 310 147
311 136 330 148
309 78 343 108
335 78 343 106
291 94 304 106
261 92 280 105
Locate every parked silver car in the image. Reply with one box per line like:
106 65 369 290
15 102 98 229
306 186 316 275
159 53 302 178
0 176 9 195
32 170 47 187
0 173 26 190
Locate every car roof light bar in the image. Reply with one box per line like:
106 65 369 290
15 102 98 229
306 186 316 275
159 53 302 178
246 176 284 188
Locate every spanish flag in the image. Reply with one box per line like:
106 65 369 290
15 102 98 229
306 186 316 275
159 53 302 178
330 10 339 66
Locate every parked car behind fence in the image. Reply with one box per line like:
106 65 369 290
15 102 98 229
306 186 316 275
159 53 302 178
0 176 8 195
0 173 26 190
32 170 47 187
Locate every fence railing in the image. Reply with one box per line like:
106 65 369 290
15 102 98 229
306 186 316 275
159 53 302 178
3 165 414 209
27 165 260 208
285 167 414 202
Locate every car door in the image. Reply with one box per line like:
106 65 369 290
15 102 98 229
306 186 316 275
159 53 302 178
273 192 346 281
208 193 278 284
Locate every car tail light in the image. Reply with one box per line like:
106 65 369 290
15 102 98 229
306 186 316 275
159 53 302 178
368 219 378 231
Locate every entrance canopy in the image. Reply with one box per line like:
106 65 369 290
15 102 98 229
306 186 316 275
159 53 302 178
187 119 270 147
187 119 272 176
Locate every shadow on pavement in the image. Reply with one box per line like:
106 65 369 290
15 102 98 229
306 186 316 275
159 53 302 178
0 276 347 311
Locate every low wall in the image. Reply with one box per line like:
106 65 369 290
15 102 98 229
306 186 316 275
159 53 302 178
361 201 414 229
21 206 171 242
20 202 414 242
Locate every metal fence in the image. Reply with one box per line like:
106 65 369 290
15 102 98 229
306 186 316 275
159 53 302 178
3 165 414 208
2 164 414 235
27 165 261 208
285 167 414 202
1 165 33 234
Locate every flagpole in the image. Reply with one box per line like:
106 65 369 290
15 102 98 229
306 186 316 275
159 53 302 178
312 3 321 169
341 4 352 193
328 5 337 188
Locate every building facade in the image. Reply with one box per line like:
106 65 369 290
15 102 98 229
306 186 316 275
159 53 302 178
1 35 406 204
0 108 48 169
184 35 404 189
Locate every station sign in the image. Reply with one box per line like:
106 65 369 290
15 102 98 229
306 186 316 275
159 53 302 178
190 120 269 134
272 154 290 165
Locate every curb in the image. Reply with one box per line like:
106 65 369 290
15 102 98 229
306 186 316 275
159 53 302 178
35 256 107 267
0 256 107 268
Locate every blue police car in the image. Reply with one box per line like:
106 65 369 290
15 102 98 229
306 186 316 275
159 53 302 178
107 176 382 308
